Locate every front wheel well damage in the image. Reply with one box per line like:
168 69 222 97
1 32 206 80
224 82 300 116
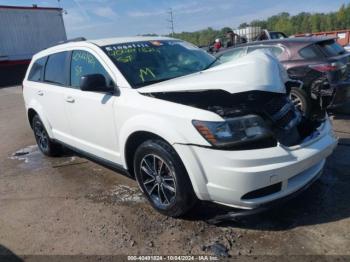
27 108 38 129
124 131 169 177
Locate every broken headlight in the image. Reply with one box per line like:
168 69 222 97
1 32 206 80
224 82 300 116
192 115 271 148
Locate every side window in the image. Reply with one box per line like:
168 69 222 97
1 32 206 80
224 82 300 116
70 50 113 89
219 48 245 63
270 47 283 57
44 52 69 85
28 57 47 82
247 46 283 58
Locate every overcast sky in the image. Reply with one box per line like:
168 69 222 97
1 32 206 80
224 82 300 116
1 0 349 39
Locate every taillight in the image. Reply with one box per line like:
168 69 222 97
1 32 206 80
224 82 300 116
309 63 338 72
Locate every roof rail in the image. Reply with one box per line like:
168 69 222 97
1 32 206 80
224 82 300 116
58 37 86 44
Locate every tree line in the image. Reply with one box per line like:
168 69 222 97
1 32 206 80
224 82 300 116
168 3 350 46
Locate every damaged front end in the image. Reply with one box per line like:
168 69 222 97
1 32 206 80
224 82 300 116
138 50 324 150
145 90 323 149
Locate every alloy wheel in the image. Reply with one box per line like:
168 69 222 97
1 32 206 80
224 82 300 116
34 121 49 152
140 154 176 207
290 92 303 111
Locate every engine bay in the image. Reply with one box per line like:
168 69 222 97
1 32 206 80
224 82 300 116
145 90 325 149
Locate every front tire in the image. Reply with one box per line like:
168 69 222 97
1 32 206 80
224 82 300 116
133 139 197 217
290 87 311 117
32 115 62 157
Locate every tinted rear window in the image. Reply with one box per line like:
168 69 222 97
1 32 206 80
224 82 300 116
299 45 324 59
44 52 69 85
317 40 345 56
28 57 47 82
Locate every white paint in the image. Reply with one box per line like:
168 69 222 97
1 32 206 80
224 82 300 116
9 145 38 163
22 37 338 210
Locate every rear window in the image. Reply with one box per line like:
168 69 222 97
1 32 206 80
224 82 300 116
317 40 345 56
299 45 324 59
44 52 69 86
28 57 47 82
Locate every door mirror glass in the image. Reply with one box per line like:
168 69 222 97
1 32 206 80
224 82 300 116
80 74 113 92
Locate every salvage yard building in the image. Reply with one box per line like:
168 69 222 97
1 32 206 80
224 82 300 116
0 5 67 86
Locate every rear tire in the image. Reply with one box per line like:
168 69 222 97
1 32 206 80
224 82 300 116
32 115 62 157
133 139 197 217
290 87 311 117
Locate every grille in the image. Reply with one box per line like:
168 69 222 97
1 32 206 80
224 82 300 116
241 182 282 200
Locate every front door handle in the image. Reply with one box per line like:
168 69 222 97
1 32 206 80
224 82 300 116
65 96 75 103
37 90 44 96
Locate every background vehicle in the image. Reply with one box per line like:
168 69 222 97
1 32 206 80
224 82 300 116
206 28 287 54
215 37 350 117
0 5 67 86
294 29 350 47
234 27 287 42
23 37 337 218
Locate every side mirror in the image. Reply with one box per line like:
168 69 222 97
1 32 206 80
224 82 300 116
80 74 113 93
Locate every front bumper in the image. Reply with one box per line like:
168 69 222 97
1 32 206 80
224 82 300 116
206 169 323 223
174 119 337 209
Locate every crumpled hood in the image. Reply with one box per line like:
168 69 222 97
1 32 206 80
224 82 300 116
137 50 288 94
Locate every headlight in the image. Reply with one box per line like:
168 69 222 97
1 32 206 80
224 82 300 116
192 115 271 147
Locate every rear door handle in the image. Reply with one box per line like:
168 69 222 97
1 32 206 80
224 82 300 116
37 90 43 96
65 96 75 103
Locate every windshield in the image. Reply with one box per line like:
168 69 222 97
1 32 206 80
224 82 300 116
269 32 287 39
102 40 216 88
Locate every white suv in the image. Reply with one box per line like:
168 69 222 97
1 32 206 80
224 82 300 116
23 37 337 217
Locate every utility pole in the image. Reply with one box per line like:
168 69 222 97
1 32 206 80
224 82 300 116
57 0 68 15
167 8 175 36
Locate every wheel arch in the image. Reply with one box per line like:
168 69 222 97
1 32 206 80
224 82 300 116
27 108 37 129
26 103 54 138
118 113 195 170
123 131 171 177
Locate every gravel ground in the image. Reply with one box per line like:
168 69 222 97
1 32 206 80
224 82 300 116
0 86 349 260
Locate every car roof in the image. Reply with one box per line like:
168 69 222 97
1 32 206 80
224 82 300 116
88 36 175 46
237 36 335 47
34 36 177 58
216 36 336 56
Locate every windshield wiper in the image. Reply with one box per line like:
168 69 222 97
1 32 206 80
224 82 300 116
203 58 219 70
